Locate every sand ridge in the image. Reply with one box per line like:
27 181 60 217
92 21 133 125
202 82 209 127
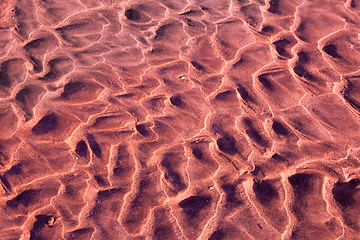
0 0 360 239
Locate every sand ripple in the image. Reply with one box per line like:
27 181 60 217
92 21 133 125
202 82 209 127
0 0 360 239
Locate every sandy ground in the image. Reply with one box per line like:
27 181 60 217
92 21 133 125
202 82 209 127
0 0 360 239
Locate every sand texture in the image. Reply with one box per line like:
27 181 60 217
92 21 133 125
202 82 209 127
1 0 360 239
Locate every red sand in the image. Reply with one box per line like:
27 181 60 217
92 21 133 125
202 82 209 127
0 0 360 239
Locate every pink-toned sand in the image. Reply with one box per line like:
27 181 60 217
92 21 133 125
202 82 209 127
0 0 360 239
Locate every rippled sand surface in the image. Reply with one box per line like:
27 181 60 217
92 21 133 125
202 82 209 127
1 0 360 239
